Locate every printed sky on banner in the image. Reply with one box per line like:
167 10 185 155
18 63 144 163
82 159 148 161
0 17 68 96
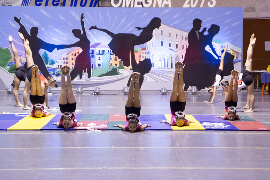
0 6 242 59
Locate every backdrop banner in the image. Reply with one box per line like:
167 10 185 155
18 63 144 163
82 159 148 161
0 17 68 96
0 6 243 90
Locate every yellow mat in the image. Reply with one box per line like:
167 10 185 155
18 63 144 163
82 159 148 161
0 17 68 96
8 114 55 130
165 114 205 130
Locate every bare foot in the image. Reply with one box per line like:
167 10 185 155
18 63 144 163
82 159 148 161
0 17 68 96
18 32 25 41
221 101 225 103
234 71 239 79
61 65 70 75
16 103 23 107
23 106 31 110
250 33 256 47
132 72 140 83
241 106 250 109
9 35 13 43
204 101 209 103
244 109 254 113
175 62 183 72
32 65 39 78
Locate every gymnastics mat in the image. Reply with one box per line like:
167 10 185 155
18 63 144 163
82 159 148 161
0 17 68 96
8 114 55 130
0 113 28 121
80 114 110 121
165 114 205 130
230 121 270 131
140 121 172 130
107 121 125 130
41 114 84 130
109 114 126 121
74 121 108 130
140 114 166 121
193 115 256 123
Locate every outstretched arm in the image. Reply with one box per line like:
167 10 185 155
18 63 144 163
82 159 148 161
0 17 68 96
114 124 126 131
140 124 150 131
14 17 31 40
56 41 80 50
81 13 86 36
209 86 217 104
89 26 115 38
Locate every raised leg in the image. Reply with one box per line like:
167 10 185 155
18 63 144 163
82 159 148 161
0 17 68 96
19 33 34 68
30 66 37 96
245 34 256 72
232 71 238 102
133 73 141 108
66 67 76 104
225 70 235 101
176 62 186 102
9 35 22 69
126 74 135 108
219 45 228 71
59 67 68 105
170 63 179 102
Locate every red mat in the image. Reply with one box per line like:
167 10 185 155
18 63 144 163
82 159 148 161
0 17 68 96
109 114 126 121
230 121 270 131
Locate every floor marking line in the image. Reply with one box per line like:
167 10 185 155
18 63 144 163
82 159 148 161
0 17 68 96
0 167 270 171
0 147 269 150
1 132 270 135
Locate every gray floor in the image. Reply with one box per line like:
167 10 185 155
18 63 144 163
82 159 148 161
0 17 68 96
0 90 270 180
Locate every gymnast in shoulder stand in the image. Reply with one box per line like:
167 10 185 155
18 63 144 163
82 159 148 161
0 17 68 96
29 65 51 118
218 70 240 121
167 62 190 127
115 72 149 133
18 32 56 110
53 66 83 129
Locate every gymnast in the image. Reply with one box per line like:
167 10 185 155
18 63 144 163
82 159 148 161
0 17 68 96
114 72 149 132
218 70 240 121
29 65 51 118
53 66 83 129
19 32 56 110
162 62 190 127
239 34 256 112
205 45 228 104
9 35 28 107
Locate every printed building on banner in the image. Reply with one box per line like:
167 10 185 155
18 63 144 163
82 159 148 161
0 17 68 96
90 43 113 68
134 48 146 63
146 23 188 69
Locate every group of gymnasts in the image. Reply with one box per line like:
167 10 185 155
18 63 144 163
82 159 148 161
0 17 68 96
9 29 256 132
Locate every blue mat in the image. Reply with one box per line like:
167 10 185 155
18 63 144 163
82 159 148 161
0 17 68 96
140 121 172 130
0 120 20 130
199 121 239 131
0 114 28 121
140 114 166 121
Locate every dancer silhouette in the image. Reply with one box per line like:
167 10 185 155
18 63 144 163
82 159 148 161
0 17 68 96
14 17 56 82
89 17 161 67
57 13 91 80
